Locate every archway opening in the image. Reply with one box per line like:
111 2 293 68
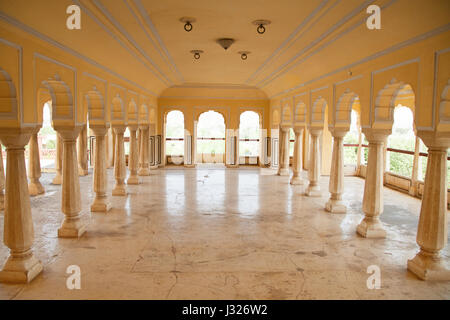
38 101 58 172
165 110 185 165
196 111 225 164
239 111 260 165
343 109 360 166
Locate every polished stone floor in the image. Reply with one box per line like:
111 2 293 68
0 167 449 300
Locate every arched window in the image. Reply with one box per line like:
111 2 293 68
387 105 415 178
197 111 225 164
239 111 260 164
165 110 184 162
38 101 58 171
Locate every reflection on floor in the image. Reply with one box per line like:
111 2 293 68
0 168 449 299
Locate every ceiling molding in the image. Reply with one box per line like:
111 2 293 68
130 0 184 83
245 0 332 84
92 0 173 86
269 23 450 100
159 96 268 101
257 0 377 88
72 0 170 87
0 12 157 97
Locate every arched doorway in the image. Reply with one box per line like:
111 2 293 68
165 110 185 165
239 111 260 166
196 111 226 165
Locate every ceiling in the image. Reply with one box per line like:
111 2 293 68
1 0 449 97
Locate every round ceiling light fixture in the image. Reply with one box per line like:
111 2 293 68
190 50 203 59
179 17 196 32
216 38 235 50
252 20 271 34
238 51 251 60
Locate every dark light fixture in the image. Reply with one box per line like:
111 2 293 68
179 17 196 32
252 20 271 34
190 50 203 59
238 51 250 60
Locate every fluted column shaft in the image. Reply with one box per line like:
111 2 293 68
138 126 150 176
90 126 111 212
77 124 88 176
357 129 390 238
407 133 450 280
127 126 140 184
325 129 347 213
305 129 322 197
278 128 290 176
28 132 45 196
52 132 63 185
56 127 87 238
0 131 43 283
290 128 304 185
112 126 127 196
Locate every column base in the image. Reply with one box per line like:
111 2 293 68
278 168 290 176
52 173 62 185
138 168 150 176
112 184 127 196
325 199 347 214
356 217 386 238
127 175 141 185
0 250 43 284
184 164 195 168
290 176 305 185
58 216 87 238
305 184 321 197
150 165 159 170
90 197 111 212
28 180 45 196
407 250 450 281
78 168 89 176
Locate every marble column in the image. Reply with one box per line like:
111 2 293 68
106 127 115 169
77 124 88 176
290 128 304 185
138 126 150 176
28 131 45 196
325 129 347 213
52 132 63 185
90 126 111 212
112 126 127 196
407 133 450 280
357 129 390 238
277 128 290 176
409 136 421 196
56 127 87 238
0 147 4 210
0 130 43 283
127 126 140 185
305 129 322 197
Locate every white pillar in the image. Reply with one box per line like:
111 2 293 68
77 124 88 176
0 130 43 283
112 126 127 196
357 129 390 238
0 146 4 210
52 132 63 185
325 128 347 213
127 126 140 184
27 131 45 196
305 129 322 197
90 126 111 212
138 126 150 176
278 127 290 176
56 127 88 238
407 132 450 280
290 128 304 185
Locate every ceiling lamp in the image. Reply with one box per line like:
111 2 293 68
190 50 203 59
238 51 251 60
252 20 271 34
179 17 196 32
216 38 235 50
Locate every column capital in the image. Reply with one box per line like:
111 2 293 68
54 124 84 141
112 125 127 134
308 128 323 137
0 127 36 148
280 125 290 132
417 130 450 149
361 128 391 143
128 124 139 131
139 124 150 130
329 127 348 138
293 126 305 135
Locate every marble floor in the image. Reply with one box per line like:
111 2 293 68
0 167 449 300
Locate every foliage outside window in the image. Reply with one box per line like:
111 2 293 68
197 111 225 156
343 110 359 165
165 110 184 156
239 111 260 157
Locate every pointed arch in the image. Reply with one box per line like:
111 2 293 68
0 67 18 120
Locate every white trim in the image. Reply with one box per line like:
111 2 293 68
83 72 107 83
